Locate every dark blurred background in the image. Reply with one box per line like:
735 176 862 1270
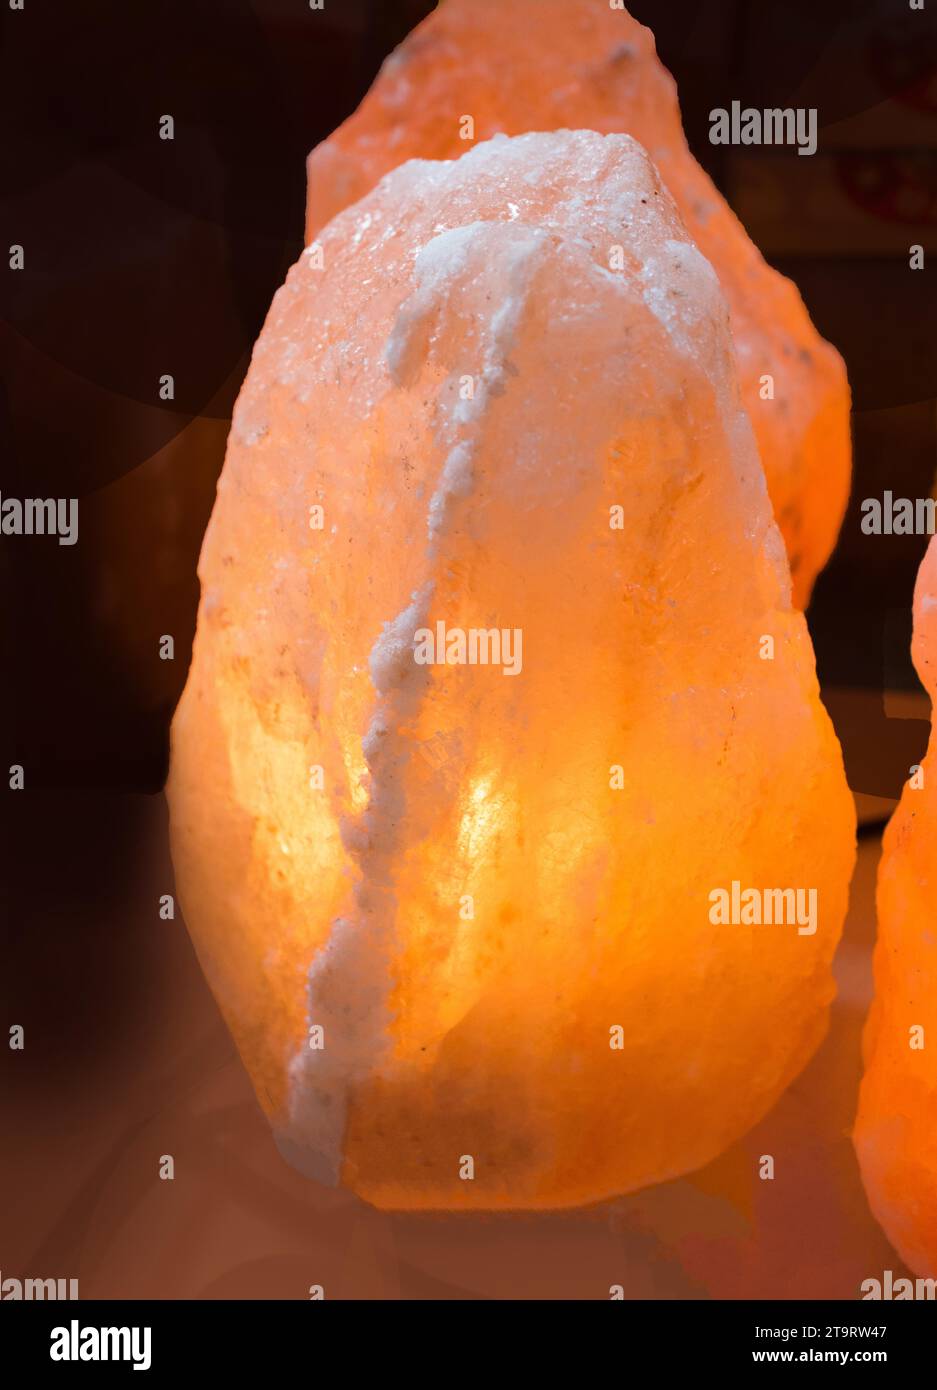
0 0 935 1301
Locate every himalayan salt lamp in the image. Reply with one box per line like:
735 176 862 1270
305 0 851 609
169 129 855 1210
855 537 937 1276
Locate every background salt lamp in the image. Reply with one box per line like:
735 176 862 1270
855 535 937 1276
304 0 851 610
169 129 855 1211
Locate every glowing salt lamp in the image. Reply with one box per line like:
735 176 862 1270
855 536 937 1276
169 130 855 1210
305 0 851 609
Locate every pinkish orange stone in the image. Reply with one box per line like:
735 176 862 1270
855 537 937 1277
305 0 851 608
169 129 855 1210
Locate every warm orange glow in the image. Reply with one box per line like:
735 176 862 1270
855 536 937 1277
169 129 855 1210
305 0 851 609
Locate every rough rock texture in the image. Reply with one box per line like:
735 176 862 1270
169 130 855 1210
305 0 851 609
856 538 937 1276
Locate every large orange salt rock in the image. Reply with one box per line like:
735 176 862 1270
169 130 855 1210
305 0 850 609
856 538 937 1275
